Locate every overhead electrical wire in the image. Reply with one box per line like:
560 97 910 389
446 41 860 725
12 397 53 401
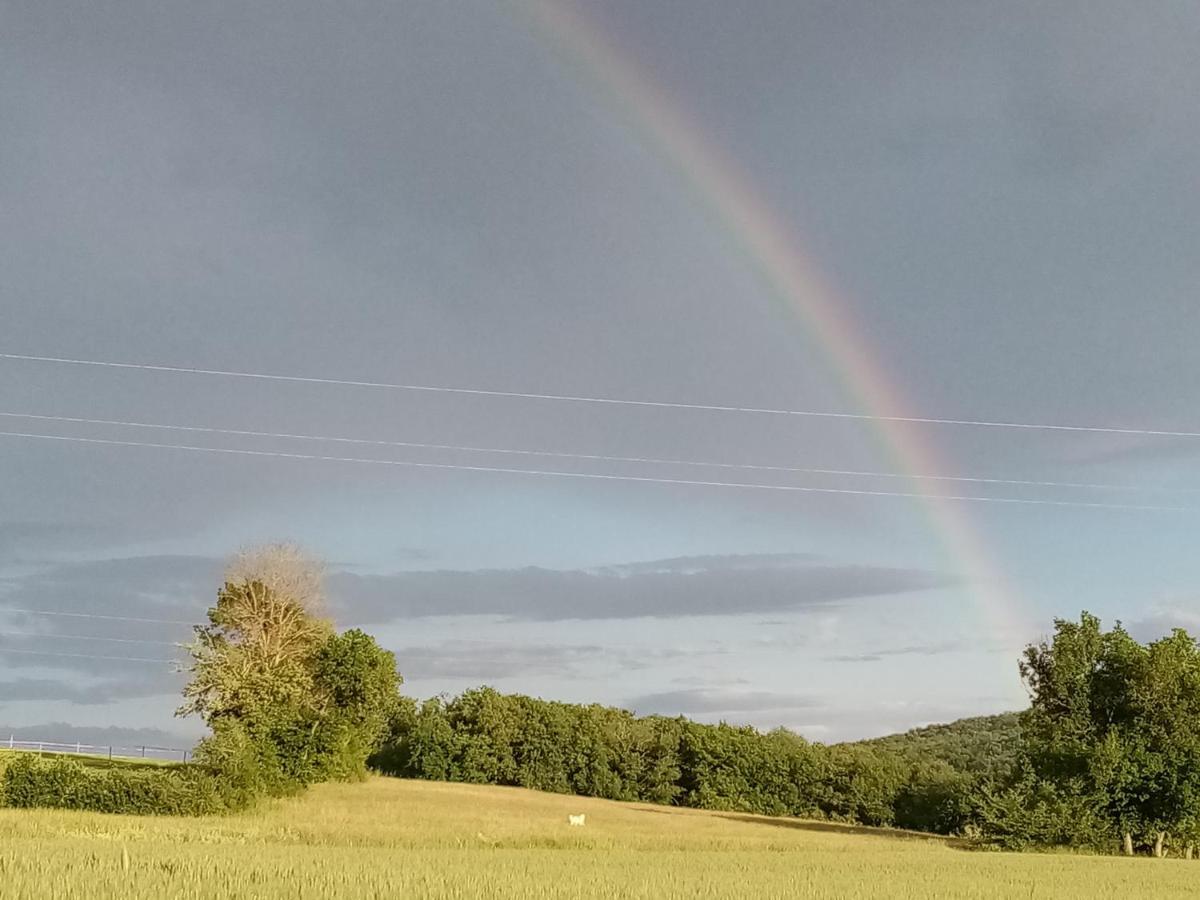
4 351 1200 438
8 356 1192 676
0 630 182 646
0 647 179 664
0 411 1185 494
0 429 1192 512
0 607 197 626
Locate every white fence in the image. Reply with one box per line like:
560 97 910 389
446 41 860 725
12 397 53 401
4 737 191 763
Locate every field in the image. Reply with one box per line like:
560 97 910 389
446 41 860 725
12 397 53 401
0 774 1195 899
0 749 177 770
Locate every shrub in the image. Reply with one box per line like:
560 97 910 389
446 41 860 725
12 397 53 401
971 775 1112 851
1 755 252 816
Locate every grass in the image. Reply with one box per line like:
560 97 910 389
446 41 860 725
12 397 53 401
0 776 1196 898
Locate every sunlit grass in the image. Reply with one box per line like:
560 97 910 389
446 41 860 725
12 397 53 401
0 776 1194 898
0 749 179 770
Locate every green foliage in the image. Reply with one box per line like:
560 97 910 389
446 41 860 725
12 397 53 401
1 755 250 815
854 722 1013 834
815 745 908 827
971 612 1200 854
192 720 297 802
676 722 820 817
374 687 944 828
853 713 1023 781
972 773 1112 852
892 761 974 834
181 575 402 801
374 688 688 803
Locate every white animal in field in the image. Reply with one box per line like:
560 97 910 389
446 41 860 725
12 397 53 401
568 814 586 827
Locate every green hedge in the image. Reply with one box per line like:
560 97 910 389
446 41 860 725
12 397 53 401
1 755 250 815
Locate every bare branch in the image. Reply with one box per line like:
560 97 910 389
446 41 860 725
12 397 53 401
226 541 327 618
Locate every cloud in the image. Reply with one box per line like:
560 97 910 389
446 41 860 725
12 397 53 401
1124 602 1200 644
0 554 215 618
0 673 186 705
395 641 608 679
1049 432 1200 468
331 548 435 571
0 551 954 651
0 554 219 621
0 522 132 566
396 639 713 680
329 553 957 623
823 639 973 663
0 555 213 677
627 688 821 716
591 554 821 576
0 553 951 634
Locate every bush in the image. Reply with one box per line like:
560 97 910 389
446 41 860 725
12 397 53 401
1 755 251 816
892 763 975 834
971 775 1112 851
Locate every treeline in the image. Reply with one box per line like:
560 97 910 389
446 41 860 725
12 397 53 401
373 613 1200 857
371 687 974 834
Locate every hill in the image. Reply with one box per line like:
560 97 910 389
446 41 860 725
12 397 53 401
847 712 1024 777
1 775 1192 899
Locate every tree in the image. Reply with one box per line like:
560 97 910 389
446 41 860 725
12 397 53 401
225 542 326 614
1123 629 1200 856
309 629 403 780
179 545 401 794
1014 612 1200 855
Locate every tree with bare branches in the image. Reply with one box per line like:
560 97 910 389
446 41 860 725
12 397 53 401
179 544 400 793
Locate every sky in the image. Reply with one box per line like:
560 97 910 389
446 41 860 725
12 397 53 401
1 0 1198 745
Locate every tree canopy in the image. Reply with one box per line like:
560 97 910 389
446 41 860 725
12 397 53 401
179 545 402 795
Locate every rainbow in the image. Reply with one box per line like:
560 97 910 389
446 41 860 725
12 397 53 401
520 0 1034 660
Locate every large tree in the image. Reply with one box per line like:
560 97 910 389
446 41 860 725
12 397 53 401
1019 612 1200 856
180 544 401 793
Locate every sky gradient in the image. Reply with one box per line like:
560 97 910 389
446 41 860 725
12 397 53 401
2 0 1198 743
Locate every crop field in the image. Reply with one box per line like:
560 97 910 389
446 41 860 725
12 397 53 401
0 774 1194 899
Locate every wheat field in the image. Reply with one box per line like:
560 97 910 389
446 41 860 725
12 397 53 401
0 775 1193 899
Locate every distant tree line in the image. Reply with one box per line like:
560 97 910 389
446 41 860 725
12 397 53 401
370 685 975 834
373 612 1200 857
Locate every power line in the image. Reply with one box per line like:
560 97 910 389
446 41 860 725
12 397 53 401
0 411 1183 494
0 607 197 626
0 429 1192 512
0 630 182 647
3 351 1198 438
0 647 179 664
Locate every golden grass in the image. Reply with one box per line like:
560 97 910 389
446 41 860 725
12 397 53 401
0 776 1194 898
